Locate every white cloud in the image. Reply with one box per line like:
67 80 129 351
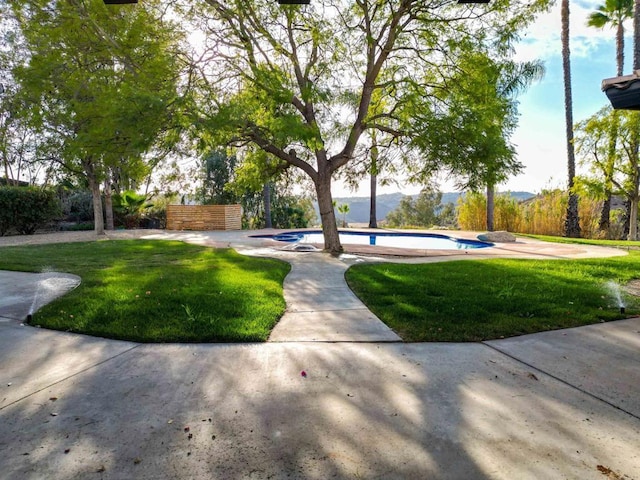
515 0 632 63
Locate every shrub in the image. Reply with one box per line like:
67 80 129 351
457 189 605 238
457 192 486 231
145 194 175 229
62 191 94 222
0 189 13 235
113 190 152 229
60 222 94 232
0 186 60 235
494 194 523 232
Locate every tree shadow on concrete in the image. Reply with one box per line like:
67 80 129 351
1 335 639 479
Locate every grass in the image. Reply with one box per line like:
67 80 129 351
0 240 290 343
519 233 640 248
346 246 640 342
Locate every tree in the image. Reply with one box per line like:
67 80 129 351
340 89 404 229
574 108 619 208
589 0 634 77
562 0 582 237
587 0 633 234
469 56 543 232
337 203 350 228
223 145 314 228
185 0 550 254
409 49 540 232
576 109 640 238
0 7 44 187
9 0 183 234
386 189 443 228
197 150 239 205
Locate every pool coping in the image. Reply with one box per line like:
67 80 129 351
248 228 628 261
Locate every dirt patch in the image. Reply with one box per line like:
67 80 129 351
622 279 640 297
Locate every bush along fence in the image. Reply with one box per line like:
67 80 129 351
166 205 242 231
0 186 60 236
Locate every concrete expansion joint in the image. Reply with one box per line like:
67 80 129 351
286 307 372 313
269 339 403 344
481 341 640 422
0 344 141 412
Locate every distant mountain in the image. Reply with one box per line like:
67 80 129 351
315 191 536 225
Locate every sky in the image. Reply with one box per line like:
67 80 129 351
337 0 630 198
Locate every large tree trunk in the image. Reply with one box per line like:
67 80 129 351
486 184 495 232
616 22 624 77
369 172 377 229
369 142 379 229
315 174 342 254
599 196 612 234
629 197 639 240
562 0 581 238
104 177 114 231
600 111 620 235
263 182 272 229
84 160 105 236
623 198 631 238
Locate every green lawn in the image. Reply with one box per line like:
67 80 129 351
520 234 640 248
346 247 640 342
0 240 290 343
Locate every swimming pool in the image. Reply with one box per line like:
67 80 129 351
253 230 493 250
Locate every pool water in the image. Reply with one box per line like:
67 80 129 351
253 231 493 250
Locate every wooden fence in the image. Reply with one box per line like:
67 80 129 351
166 205 242 231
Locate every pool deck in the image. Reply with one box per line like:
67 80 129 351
0 227 628 260
0 229 638 479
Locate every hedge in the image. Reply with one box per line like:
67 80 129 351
0 186 61 236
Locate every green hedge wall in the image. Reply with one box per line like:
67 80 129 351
0 187 61 236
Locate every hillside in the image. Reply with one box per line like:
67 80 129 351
316 191 535 224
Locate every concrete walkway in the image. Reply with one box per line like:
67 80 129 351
0 271 81 322
260 251 401 342
0 230 639 479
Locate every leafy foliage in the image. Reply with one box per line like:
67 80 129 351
410 49 545 190
8 0 184 232
61 191 94 223
457 190 603 237
185 0 550 252
112 190 151 228
0 186 60 235
385 189 454 228
197 150 240 205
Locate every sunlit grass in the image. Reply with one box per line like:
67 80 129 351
0 240 290 342
346 252 640 342
520 234 640 248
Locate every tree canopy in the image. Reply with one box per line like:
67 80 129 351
8 0 184 233
1 0 554 244
182 0 550 252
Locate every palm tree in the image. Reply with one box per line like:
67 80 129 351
369 137 379 229
588 0 633 76
587 0 633 234
562 0 581 237
337 203 350 228
485 60 545 232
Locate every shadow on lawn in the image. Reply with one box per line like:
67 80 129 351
18 241 290 343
